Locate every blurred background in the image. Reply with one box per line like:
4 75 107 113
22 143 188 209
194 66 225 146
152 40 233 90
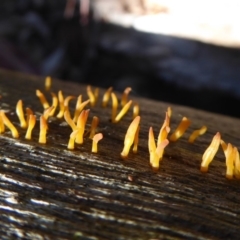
1 0 240 117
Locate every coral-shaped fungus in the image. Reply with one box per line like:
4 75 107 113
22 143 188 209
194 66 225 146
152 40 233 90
92 133 103 153
201 132 221 172
121 116 140 159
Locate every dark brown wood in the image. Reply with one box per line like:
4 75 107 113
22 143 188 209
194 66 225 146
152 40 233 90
0 68 240 239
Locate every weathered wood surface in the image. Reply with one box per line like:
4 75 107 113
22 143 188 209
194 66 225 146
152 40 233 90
0 68 240 240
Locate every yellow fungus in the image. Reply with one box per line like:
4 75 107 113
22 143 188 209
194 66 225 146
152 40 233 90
102 87 113 107
157 112 170 146
49 92 58 116
75 109 90 144
169 117 191 142
148 126 169 170
225 144 235 179
167 106 172 118
87 85 95 106
25 114 36 140
89 116 99 139
94 88 99 104
39 115 48 144
92 133 103 153
16 100 27 129
188 125 207 143
64 110 76 131
57 90 65 119
121 116 140 159
121 87 131 107
36 89 50 109
133 103 139 119
111 92 118 122
68 128 80 150
26 107 34 124
0 114 5 133
132 125 140 153
201 132 221 172
64 95 75 113
221 141 236 180
0 111 19 138
234 147 240 179
45 76 52 91
43 106 54 121
73 96 90 123
114 100 132 123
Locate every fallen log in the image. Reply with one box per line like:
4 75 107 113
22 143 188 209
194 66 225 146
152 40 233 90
0 68 239 239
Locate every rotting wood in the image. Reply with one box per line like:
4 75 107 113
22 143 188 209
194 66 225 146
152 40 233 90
0 68 240 239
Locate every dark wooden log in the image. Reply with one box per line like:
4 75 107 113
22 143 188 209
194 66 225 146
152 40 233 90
0 68 239 239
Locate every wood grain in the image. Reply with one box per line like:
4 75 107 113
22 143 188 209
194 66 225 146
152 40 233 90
0 68 240 240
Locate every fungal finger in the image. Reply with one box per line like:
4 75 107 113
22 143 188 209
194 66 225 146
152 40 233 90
45 76 51 91
64 110 76 131
25 114 36 140
201 132 221 172
132 125 140 153
57 90 65 119
68 128 80 150
92 133 103 153
64 96 75 114
121 116 141 159
87 85 95 106
39 116 48 144
16 100 27 128
73 97 90 122
89 116 99 139
148 127 156 154
114 100 132 123
43 106 55 121
167 107 172 118
234 147 240 179
49 92 58 116
121 87 131 107
26 107 34 124
76 109 90 144
36 89 50 109
169 117 191 142
225 143 235 180
157 112 170 146
0 114 5 133
151 139 169 170
111 92 118 122
94 88 99 104
156 126 170 160
220 139 228 154
0 111 19 138
102 87 113 107
133 103 139 119
188 125 207 143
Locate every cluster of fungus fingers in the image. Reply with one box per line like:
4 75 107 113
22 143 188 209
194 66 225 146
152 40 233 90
87 85 98 107
121 116 141 159
201 132 221 173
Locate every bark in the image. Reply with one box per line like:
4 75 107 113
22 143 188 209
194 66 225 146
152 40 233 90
0 68 239 240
